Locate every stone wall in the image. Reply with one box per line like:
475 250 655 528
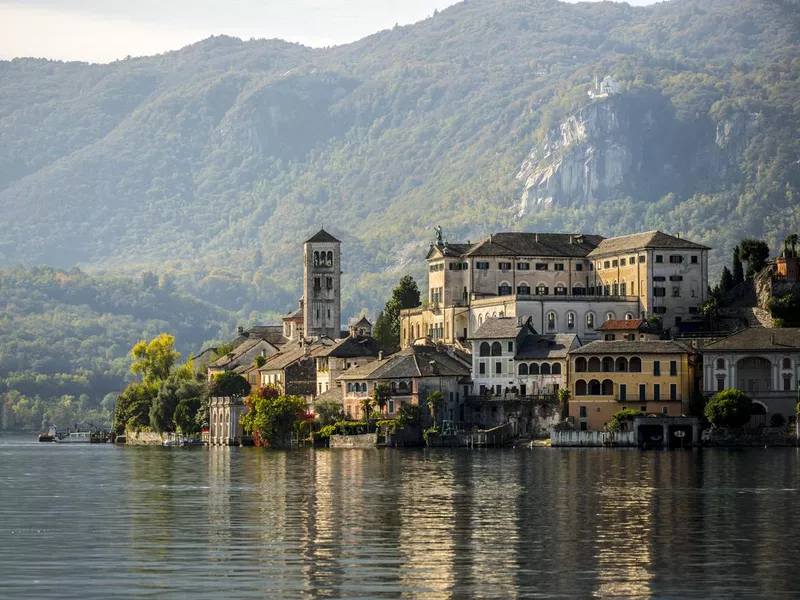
702 427 797 447
125 431 168 445
329 433 378 448
472 400 561 438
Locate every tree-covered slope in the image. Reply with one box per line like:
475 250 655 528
0 0 798 319
0 266 235 430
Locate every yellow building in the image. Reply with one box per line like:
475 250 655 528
567 341 696 431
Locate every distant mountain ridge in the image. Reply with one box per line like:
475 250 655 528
0 0 798 319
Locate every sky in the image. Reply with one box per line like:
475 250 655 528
0 0 658 64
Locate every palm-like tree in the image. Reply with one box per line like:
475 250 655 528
359 395 375 431
785 233 799 258
426 391 444 428
372 383 391 416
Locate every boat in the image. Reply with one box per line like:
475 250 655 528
55 431 92 443
38 433 55 442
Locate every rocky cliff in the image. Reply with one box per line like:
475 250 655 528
516 89 760 214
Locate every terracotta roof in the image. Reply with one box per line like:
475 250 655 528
471 317 535 340
516 334 580 360
702 328 800 352
570 340 691 355
305 228 340 244
338 345 470 381
597 319 647 332
588 231 710 257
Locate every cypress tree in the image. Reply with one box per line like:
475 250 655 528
732 246 744 284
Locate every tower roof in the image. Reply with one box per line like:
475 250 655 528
305 228 340 244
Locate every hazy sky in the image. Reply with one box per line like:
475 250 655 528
0 0 658 64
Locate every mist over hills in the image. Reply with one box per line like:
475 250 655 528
0 0 798 322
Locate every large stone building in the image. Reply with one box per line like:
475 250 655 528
401 230 709 348
701 329 800 427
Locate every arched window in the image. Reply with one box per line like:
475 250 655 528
716 358 725 370
572 284 585 296
498 282 512 296
625 313 633 320
347 383 353 393
313 251 320 267
615 357 628 372
588 357 601 372
604 282 611 296
327 251 333 266
575 379 587 396
612 280 619 296
575 357 587 372
552 363 562 375
517 283 531 295
586 313 595 329
536 284 549 295
631 281 635 295
783 358 792 370
529 363 540 375
479 342 491 357
602 357 614 372
605 312 615 322
491 342 502 356
547 312 557 331
620 281 627 296
398 381 408 391
567 312 576 329
555 285 567 296
478 314 484 325
390 381 396 393
630 357 642 372
602 379 614 396
518 363 529 375
541 363 551 375
589 379 601 395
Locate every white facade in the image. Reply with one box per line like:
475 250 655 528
209 396 248 446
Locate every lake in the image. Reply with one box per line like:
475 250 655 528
1 434 800 598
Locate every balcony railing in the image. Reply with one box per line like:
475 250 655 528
468 394 558 404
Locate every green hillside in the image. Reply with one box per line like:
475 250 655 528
0 266 235 430
0 0 798 321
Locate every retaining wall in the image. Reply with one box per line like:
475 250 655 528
125 431 169 446
551 430 637 447
329 433 378 449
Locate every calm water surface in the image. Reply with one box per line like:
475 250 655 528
2 434 800 598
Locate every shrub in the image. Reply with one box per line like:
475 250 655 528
397 403 423 428
704 389 752 428
770 413 786 428
375 419 398 434
423 426 440 444
609 408 641 432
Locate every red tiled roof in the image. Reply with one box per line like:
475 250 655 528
596 319 646 331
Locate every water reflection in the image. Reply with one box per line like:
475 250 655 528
3 437 800 598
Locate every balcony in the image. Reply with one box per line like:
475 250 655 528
468 393 558 404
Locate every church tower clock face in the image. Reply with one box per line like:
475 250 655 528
303 228 341 340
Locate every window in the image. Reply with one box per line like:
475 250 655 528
653 276 666 282
518 363 528 375
541 363 551 375
619 384 627 402
717 377 725 392
653 306 667 314
716 358 725 369
672 287 681 298
479 362 486 375
639 384 646 402
691 255 698 264
517 262 530 270
785 377 792 392
605 312 615 322
476 262 490 270
499 262 512 271
498 283 512 296
554 263 564 271
783 358 792 369
579 406 587 418
654 384 661 402
612 259 618 267
689 307 698 314
621 283 627 296
639 255 646 263
491 342 502 356
670 361 677 376
567 312 575 329
536 263 548 271
670 384 677 400
670 275 683 281
575 263 583 271
547 312 556 330
388 399 395 413
495 361 502 374
586 313 595 329
603 260 611 269
314 277 321 290
555 285 567 296
669 255 683 264
536 285 549 295
620 258 626 266
572 286 586 296
630 256 636 264
655 255 663 263
662 406 669 415
653 361 661 376
479 342 490 357
508 342 514 353
612 281 619 296
517 284 531 295
654 287 666 297
552 363 562 375
326 277 333 290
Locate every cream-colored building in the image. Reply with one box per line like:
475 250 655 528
401 230 709 348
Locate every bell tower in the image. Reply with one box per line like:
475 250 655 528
303 228 341 339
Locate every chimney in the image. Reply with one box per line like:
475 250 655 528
429 360 439 375
378 351 384 360
535 233 539 242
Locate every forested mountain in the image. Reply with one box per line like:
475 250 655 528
0 0 798 319
0 266 234 430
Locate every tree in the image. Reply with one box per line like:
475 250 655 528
131 334 180 385
426 390 444 426
784 233 799 258
209 371 250 398
373 383 391 416
705 389 752 428
254 355 267 368
397 403 423 428
378 276 421 347
732 245 745 284
373 311 394 348
150 373 205 433
112 382 156 435
241 389 307 448
174 398 201 435
719 266 734 294
739 238 770 278
314 397 345 426
359 396 375 429
557 388 570 419
609 408 640 432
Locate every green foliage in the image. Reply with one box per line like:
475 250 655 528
372 383 391 415
174 397 202 435
112 382 156 435
240 392 307 448
739 238 771 279
705 389 752 428
313 397 345 426
719 266 734 294
209 371 251 398
732 246 745 285
375 419 398 434
131 334 180 385
425 390 444 424
317 424 337 439
253 355 267 368
396 402 423 428
423 426 440 444
149 373 206 433
609 409 641 432
376 276 421 348
372 311 394 348
770 294 800 327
